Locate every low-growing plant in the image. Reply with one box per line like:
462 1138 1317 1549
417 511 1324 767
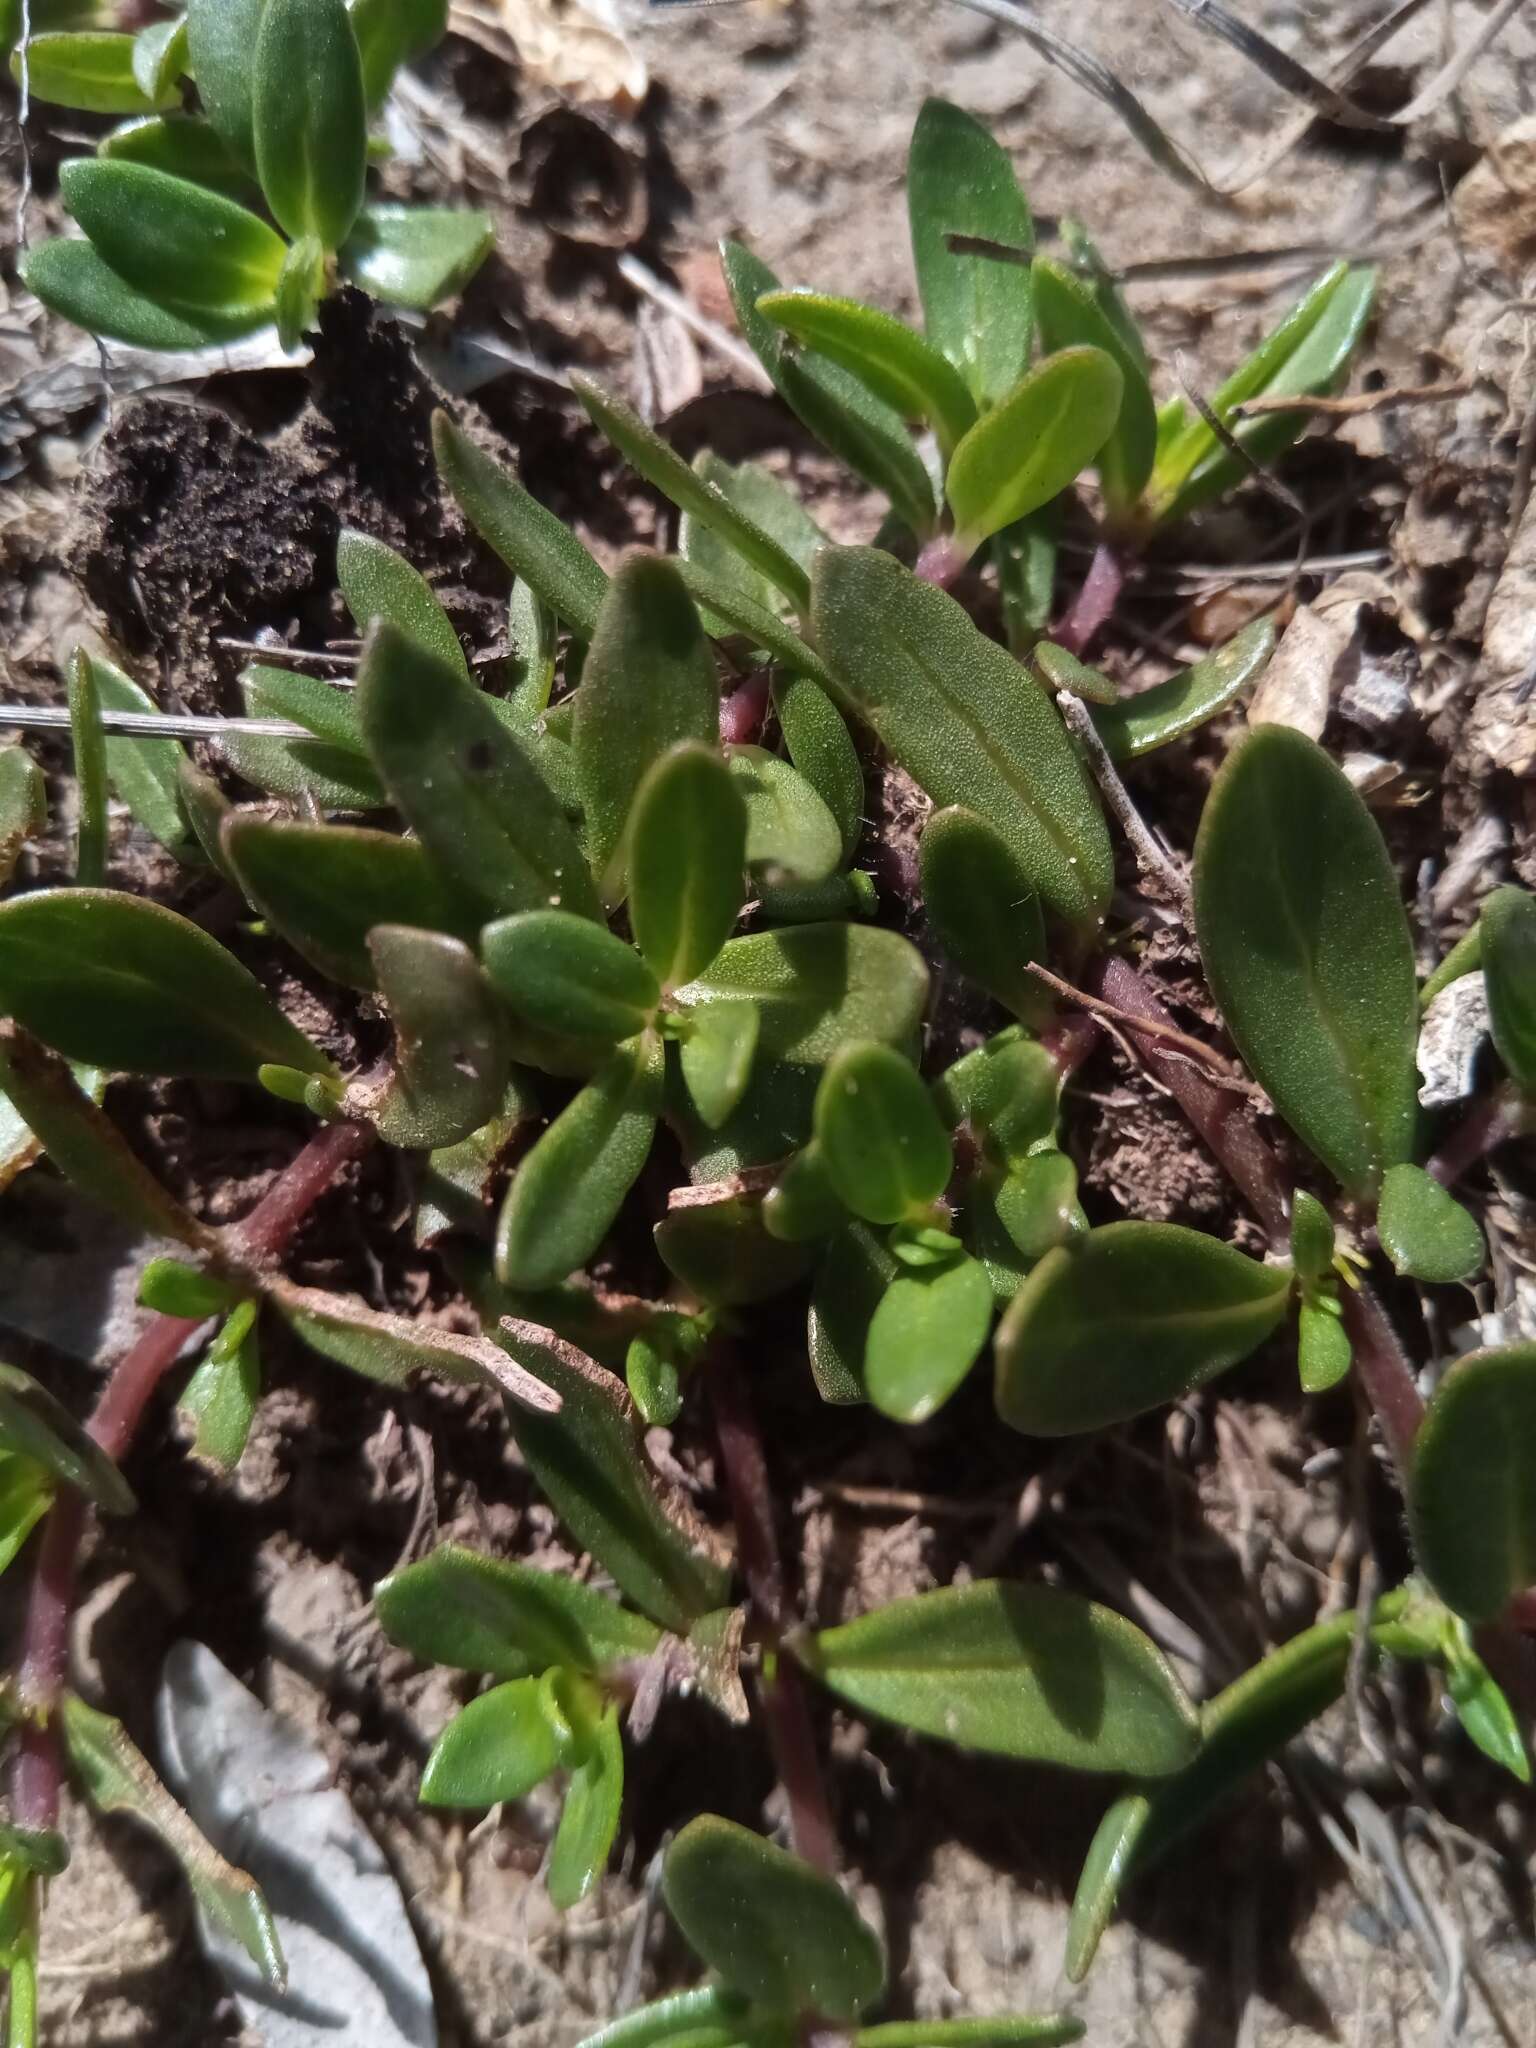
15 0 491 349
2 84 1534 2047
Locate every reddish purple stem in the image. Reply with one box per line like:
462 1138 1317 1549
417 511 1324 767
1426 1083 1529 1189
9 1117 374 1829
707 1346 839 1874
1054 540 1124 657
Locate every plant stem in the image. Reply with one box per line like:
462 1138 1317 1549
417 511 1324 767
914 533 968 589
1089 955 1290 1243
1054 539 1123 656
1425 1082 1530 1189
8 1116 374 1831
1338 1282 1424 1476
706 1346 839 1874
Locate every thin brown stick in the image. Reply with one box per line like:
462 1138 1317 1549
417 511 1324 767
1028 961 1240 1082
1052 691 1192 911
1233 383 1469 421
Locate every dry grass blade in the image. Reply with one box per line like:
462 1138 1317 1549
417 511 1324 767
0 704 308 741
1233 381 1469 421
948 0 1515 196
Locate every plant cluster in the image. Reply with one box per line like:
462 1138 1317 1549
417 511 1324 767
14 0 491 350
2 81 1535 2048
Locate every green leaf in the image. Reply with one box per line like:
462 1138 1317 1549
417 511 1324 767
1420 922 1483 1009
679 998 760 1130
1194 725 1419 1197
858 2020 1083 2048
1297 1298 1351 1395
625 1333 681 1427
993 507 1058 655
756 291 977 454
59 1692 284 1987
991 1150 1084 1262
0 746 45 889
674 923 928 1068
919 807 1047 1022
178 1300 261 1472
82 653 200 863
764 1141 847 1244
0 888 333 1081
493 1317 731 1629
21 236 265 348
433 411 608 640
0 1023 208 1249
420 1677 562 1807
574 558 720 903
721 239 936 536
654 1197 812 1309
367 926 509 1148
1443 1629 1530 1784
1377 1163 1485 1285
376 1540 661 1678
497 1033 663 1290
222 817 481 989
1148 264 1376 527
1064 1792 1149 1983
59 158 285 318
681 453 828 625
131 17 188 102
482 911 660 1043
936 1030 1060 1167
729 746 841 886
771 675 863 864
946 347 1123 552
629 743 746 989
347 0 445 103
1410 1342 1536 1621
548 1700 624 1908
664 1815 885 2021
1031 258 1155 516
678 563 829 685
100 113 255 197
1030 639 1119 706
906 97 1034 410
0 1362 133 1515
252 0 366 248
341 202 494 309
1482 885 1536 1094
0 1456 53 1583
1289 1189 1335 1286
358 620 600 919
813 546 1112 930
12 30 173 112
803 1580 1200 1775
1088 615 1277 760
274 232 324 352
570 1986 754 2048
277 1282 561 1414
814 1042 951 1226
573 376 811 615
138 1257 237 1320
995 1222 1292 1435
66 647 107 886
222 664 386 811
185 0 266 168
414 1076 536 1248
865 1251 992 1422
806 1223 896 1403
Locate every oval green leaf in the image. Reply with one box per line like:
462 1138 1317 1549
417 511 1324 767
482 910 660 1043
548 1701 624 1908
420 1677 562 1808
1032 257 1156 515
358 620 600 920
0 1362 134 1516
340 203 494 309
814 1041 951 1226
185 0 266 167
629 743 746 990
994 1222 1291 1436
1193 724 1418 1197
1089 615 1277 760
728 746 841 886
771 673 863 863
920 806 1047 1022
84 653 199 863
803 1580 1200 1775
101 115 255 201
1409 1343 1536 1621
337 528 469 679
497 1033 663 1290
59 158 285 317
654 1197 813 1309
1377 1163 1485 1285
946 347 1123 551
21 236 265 349
376 1540 662 1679
366 926 509 1150
678 998 760 1131
13 30 172 113
0 889 332 1081
864 1251 993 1423
222 816 482 989
813 546 1112 930
906 97 1034 409
663 1814 886 2021
252 0 366 249
674 923 928 1067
